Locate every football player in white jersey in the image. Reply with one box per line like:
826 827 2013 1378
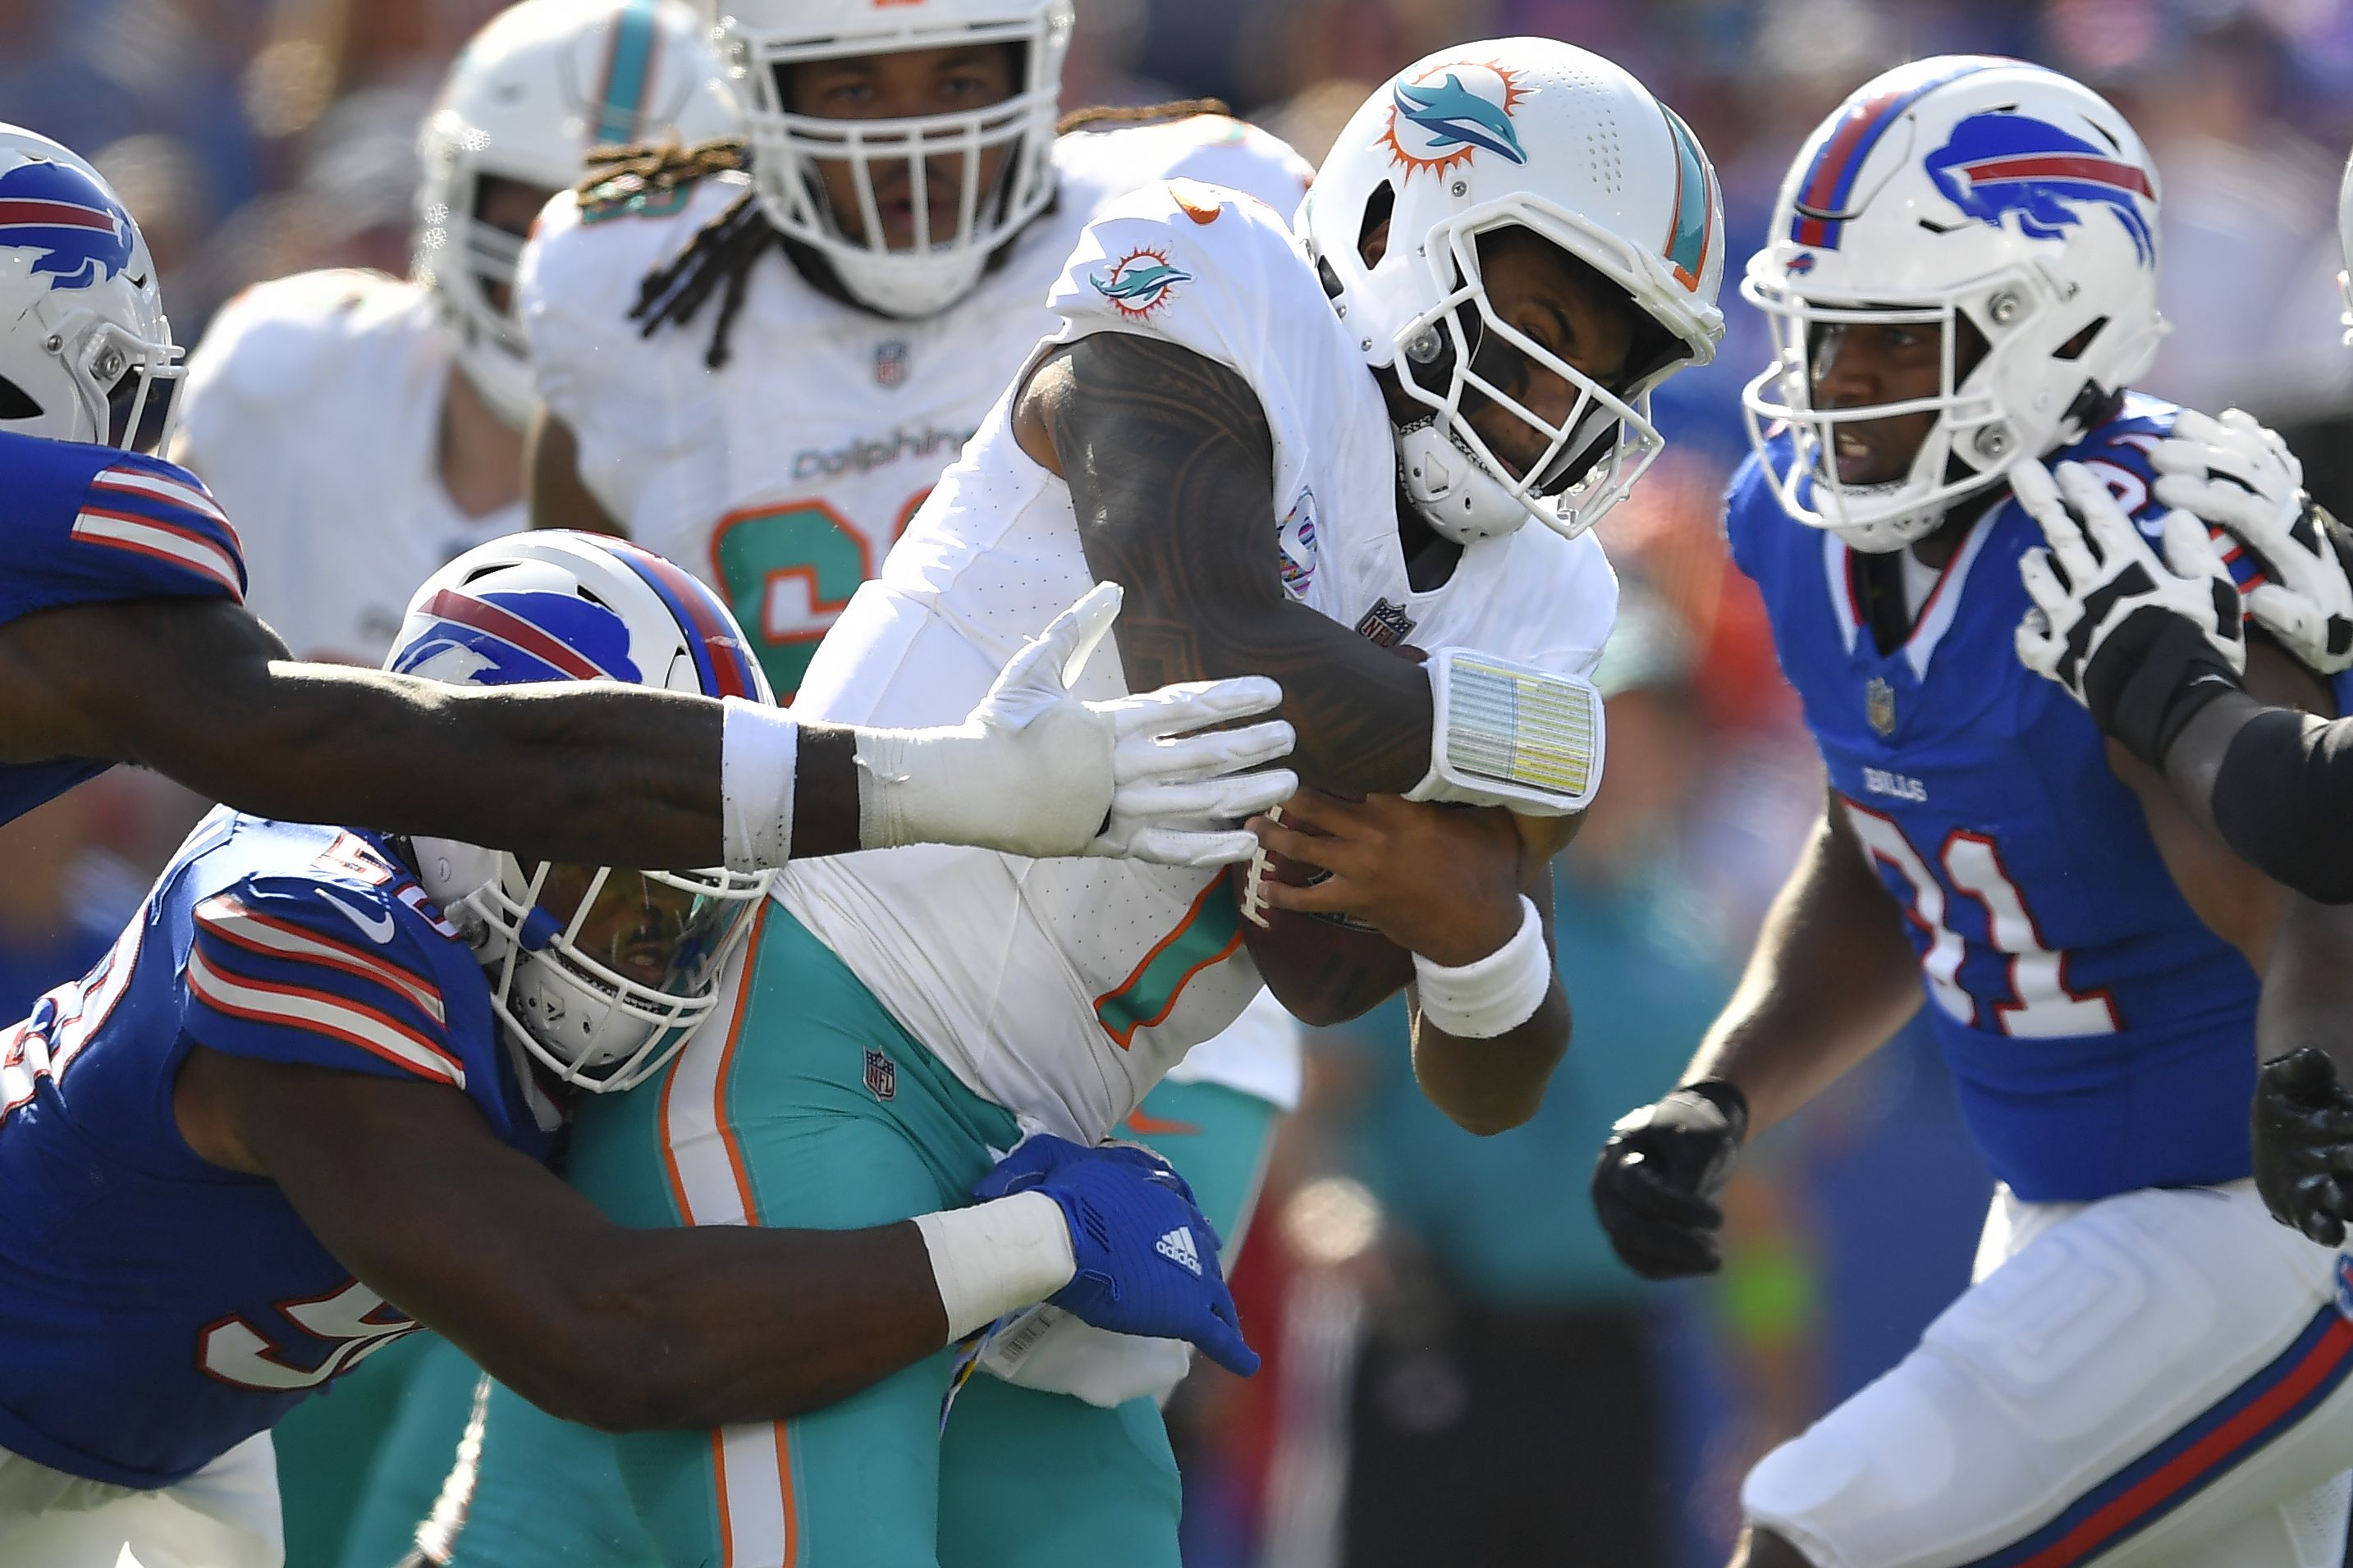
174 0 738 665
371 7 1321 1564
522 32 1725 1568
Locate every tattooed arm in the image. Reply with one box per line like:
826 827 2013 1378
1014 331 1434 797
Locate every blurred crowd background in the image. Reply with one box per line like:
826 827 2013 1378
7 0 2353 1563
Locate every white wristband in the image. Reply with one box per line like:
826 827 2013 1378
912 1192 1078 1343
1411 895 1551 1039
720 697 799 873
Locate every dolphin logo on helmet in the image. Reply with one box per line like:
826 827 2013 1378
0 159 136 291
1393 72 1529 164
1924 110 2157 266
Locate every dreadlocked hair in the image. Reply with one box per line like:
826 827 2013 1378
575 137 777 372
593 102 1237 369
1056 98 1231 135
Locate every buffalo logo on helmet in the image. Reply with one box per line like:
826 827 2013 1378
1091 247 1193 322
0 158 136 291
391 588 644 688
1380 62 1531 181
1924 111 2156 267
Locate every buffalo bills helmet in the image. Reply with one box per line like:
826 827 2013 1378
414 0 739 428
1742 57 2167 551
0 124 181 453
387 532 773 1094
1303 39 1725 546
717 0 1073 319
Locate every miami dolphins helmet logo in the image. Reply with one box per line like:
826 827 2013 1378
1923 110 2157 267
1092 246 1193 321
1381 62 1532 181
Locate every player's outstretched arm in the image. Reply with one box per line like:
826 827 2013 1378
1251 792 1571 1135
1591 790 1924 1279
175 1049 1255 1433
0 586 1293 871
1017 332 1437 798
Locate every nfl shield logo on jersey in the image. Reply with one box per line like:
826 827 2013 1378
1866 676 1897 736
875 341 909 387
863 1048 896 1101
1355 597 1418 648
2335 1255 2353 1321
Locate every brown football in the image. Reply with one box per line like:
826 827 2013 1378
1233 640 1428 1025
1230 811 1414 1026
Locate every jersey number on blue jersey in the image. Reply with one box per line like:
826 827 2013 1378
1842 798 2122 1037
199 1279 419 1392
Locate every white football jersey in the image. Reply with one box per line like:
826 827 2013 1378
173 271 527 665
779 180 1618 1143
518 116 1316 701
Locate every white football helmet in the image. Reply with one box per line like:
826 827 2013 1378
414 0 739 427
1303 39 1725 546
1742 56 2167 551
718 0 1073 318
385 532 775 1095
0 124 181 452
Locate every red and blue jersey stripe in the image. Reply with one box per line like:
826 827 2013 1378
69 455 245 601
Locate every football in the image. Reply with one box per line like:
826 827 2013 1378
1231 804 1416 1026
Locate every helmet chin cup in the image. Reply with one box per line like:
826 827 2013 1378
1833 506 1948 554
1398 422 1533 545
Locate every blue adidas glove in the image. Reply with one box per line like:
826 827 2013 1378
973 1135 1260 1377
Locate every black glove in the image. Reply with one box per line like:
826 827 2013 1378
2253 1048 2353 1246
1591 1079 1750 1279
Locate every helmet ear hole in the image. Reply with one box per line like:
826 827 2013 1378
1356 180 1396 267
2052 317 2106 363
0 372 42 420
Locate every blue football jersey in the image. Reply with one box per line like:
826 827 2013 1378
1727 395 2316 1203
0 810 554 1489
0 428 249 825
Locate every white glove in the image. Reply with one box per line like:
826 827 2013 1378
855 583 1298 867
2150 407 2353 675
2012 459 2245 766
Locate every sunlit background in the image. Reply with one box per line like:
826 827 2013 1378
7 0 2352 1562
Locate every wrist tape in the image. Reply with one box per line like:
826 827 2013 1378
912 1193 1078 1343
1411 894 1551 1038
720 697 799 872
